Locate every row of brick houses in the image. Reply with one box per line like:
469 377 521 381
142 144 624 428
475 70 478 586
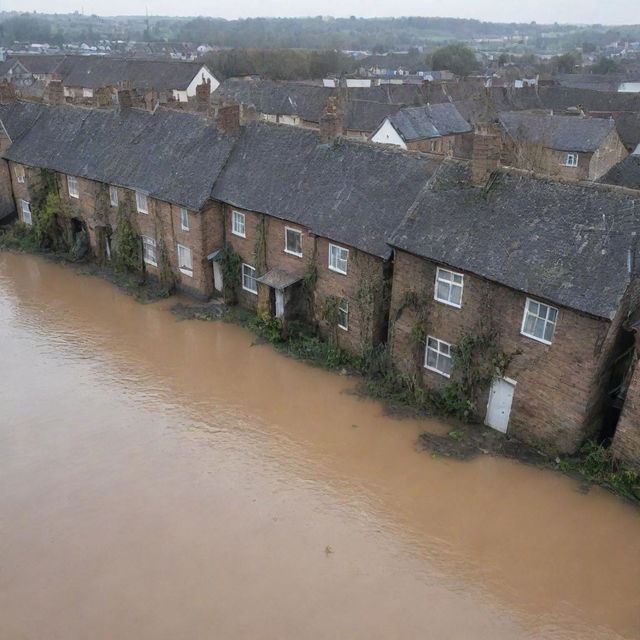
2 97 640 464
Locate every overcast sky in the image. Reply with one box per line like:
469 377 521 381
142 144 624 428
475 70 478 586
0 0 635 25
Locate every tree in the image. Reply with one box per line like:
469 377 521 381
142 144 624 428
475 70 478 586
555 52 579 73
582 41 597 53
591 57 618 74
431 44 478 76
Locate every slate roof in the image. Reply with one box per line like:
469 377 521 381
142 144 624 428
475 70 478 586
1 101 238 210
216 78 332 123
0 101 46 140
390 164 640 319
343 100 400 132
13 55 66 75
599 153 640 190
384 103 472 141
212 121 442 258
59 57 208 91
553 73 627 92
499 112 617 152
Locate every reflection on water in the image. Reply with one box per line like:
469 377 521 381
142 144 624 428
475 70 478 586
0 253 638 640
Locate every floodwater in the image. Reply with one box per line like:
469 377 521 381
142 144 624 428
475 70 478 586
0 253 639 640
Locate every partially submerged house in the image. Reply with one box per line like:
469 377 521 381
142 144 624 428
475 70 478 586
370 103 473 154
499 111 628 180
0 99 441 355
388 164 640 453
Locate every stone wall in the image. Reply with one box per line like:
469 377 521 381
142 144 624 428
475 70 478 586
389 249 618 454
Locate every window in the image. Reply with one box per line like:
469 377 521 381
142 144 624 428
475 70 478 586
21 200 32 226
232 210 245 237
180 207 189 231
521 298 558 344
67 175 79 198
435 267 464 308
136 191 149 214
429 139 439 152
564 153 578 167
242 263 257 294
284 227 303 257
15 165 25 183
109 186 118 207
328 243 348 275
142 236 157 266
337 299 349 331
177 243 193 276
424 336 453 378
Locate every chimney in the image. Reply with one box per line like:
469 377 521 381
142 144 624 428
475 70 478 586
470 123 502 185
94 86 113 108
215 102 241 133
44 74 64 106
117 80 133 109
319 96 343 143
195 74 211 111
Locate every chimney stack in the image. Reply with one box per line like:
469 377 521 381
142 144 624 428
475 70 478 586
44 74 64 106
195 74 211 111
117 80 133 109
470 123 502 185
319 96 343 143
215 102 241 133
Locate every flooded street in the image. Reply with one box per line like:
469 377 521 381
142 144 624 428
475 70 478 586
0 253 639 640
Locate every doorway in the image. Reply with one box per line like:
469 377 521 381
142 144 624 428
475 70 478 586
485 377 516 433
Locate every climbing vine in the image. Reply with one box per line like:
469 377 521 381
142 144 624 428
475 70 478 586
112 194 142 273
217 242 243 304
320 294 340 346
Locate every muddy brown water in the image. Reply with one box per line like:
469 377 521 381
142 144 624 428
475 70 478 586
0 253 639 640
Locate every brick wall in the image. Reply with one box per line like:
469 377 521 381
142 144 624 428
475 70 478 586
0 137 16 220
611 354 640 471
389 249 618 454
221 203 389 354
9 165 218 298
588 129 629 180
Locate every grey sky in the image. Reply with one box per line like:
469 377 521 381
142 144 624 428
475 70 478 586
0 0 635 25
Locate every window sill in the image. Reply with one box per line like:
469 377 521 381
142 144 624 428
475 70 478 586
137 210 149 215
69 193 79 199
232 231 246 238
284 249 303 258
179 268 193 277
328 265 347 276
425 364 451 378
242 287 258 295
144 260 158 267
434 296 462 309
181 227 189 232
520 331 552 346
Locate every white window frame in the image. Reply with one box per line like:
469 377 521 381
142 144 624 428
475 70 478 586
177 243 193 276
434 267 464 308
564 153 578 167
242 263 258 294
337 298 349 331
521 298 558 345
136 191 149 214
424 336 453 378
15 165 25 183
180 207 189 231
284 226 303 257
142 235 157 267
21 199 32 226
328 243 349 275
232 210 245 238
109 185 118 207
67 175 79 199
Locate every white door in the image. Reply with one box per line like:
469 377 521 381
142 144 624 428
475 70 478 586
213 261 223 292
485 378 516 433
275 289 284 318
